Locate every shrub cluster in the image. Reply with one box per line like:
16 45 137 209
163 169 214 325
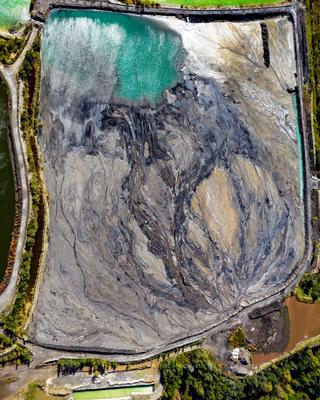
295 272 320 303
0 333 13 350
227 327 247 348
0 37 25 65
0 342 32 368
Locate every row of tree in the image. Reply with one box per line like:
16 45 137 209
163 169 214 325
58 358 118 376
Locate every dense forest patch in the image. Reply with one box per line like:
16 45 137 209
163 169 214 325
160 347 320 399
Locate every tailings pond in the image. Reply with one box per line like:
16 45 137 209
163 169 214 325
0 79 15 281
253 296 320 366
0 0 30 31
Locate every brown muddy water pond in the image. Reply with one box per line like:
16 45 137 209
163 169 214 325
252 296 320 366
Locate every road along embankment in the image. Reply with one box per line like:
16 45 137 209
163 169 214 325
0 27 38 314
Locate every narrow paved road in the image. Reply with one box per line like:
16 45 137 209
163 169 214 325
0 27 38 313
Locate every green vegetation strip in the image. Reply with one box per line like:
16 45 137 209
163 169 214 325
156 0 283 7
305 0 320 171
3 34 44 336
73 386 153 400
160 348 320 399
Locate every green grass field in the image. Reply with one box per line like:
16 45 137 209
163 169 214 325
155 0 285 7
73 386 153 400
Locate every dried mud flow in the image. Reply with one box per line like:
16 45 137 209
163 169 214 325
29 16 305 353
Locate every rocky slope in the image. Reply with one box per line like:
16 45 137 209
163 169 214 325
29 15 304 353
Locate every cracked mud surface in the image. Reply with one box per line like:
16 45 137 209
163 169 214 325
29 15 305 353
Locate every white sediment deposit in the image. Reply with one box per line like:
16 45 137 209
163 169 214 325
29 13 304 353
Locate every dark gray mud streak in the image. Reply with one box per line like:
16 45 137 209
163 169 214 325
261 22 270 68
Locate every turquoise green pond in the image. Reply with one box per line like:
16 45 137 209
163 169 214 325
0 0 30 31
0 80 15 280
73 385 154 400
42 10 183 104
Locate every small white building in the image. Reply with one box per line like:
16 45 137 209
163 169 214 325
231 347 240 362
